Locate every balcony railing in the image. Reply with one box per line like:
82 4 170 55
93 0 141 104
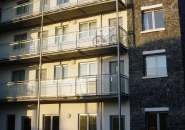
0 0 125 24
5 74 128 100
10 26 127 59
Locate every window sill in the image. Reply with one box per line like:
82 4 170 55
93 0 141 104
142 75 168 79
140 28 165 34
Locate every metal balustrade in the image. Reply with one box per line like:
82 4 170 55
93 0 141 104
10 26 127 59
5 74 128 99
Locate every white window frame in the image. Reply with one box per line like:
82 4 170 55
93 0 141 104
145 107 169 130
54 65 68 79
79 62 97 77
43 114 59 130
141 4 165 33
79 114 97 130
142 49 168 79
79 21 97 39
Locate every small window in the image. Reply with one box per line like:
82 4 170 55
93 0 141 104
12 70 25 82
14 33 27 50
21 116 31 130
54 65 68 79
79 62 97 77
144 55 167 76
7 115 15 130
146 112 168 130
110 116 125 130
16 0 29 15
79 114 97 130
79 21 96 39
43 115 59 130
36 69 47 80
142 10 164 31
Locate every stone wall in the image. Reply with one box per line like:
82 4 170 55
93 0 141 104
127 0 185 129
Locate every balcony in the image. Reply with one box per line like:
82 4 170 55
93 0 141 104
0 0 126 33
0 26 127 66
1 74 129 102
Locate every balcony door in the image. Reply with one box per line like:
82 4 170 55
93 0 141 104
14 33 27 50
110 61 124 93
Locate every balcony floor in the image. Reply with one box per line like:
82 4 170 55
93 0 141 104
0 43 127 67
1 93 128 103
0 0 125 33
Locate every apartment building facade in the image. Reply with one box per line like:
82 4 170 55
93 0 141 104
0 0 129 130
128 0 185 130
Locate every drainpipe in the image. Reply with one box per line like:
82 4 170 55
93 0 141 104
36 0 44 130
116 1 121 130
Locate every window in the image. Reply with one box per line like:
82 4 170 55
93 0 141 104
38 31 48 38
79 21 96 39
57 0 69 5
16 0 29 15
43 115 59 130
142 10 164 31
79 62 97 76
146 112 168 130
12 70 25 82
14 33 27 50
7 115 15 130
54 65 68 79
144 55 167 76
21 116 31 130
79 114 97 130
36 69 47 80
110 116 125 130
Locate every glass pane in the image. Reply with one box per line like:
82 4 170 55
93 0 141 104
22 117 31 130
7 115 15 130
80 23 88 31
64 0 69 3
79 32 88 39
80 64 87 76
63 26 69 34
44 116 51 130
112 117 124 130
15 35 22 42
80 115 87 130
63 65 68 78
157 55 167 75
89 63 97 75
52 116 59 130
143 13 153 30
89 22 96 37
12 71 19 82
154 11 164 29
55 66 62 79
20 70 25 81
89 22 96 29
146 56 156 76
148 113 157 130
160 113 169 130
57 0 62 5
56 28 62 35
89 115 97 130
89 30 96 37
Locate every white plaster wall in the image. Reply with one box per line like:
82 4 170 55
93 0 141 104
0 10 127 59
0 102 130 130
0 103 37 130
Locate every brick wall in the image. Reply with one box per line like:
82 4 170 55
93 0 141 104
127 0 185 129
